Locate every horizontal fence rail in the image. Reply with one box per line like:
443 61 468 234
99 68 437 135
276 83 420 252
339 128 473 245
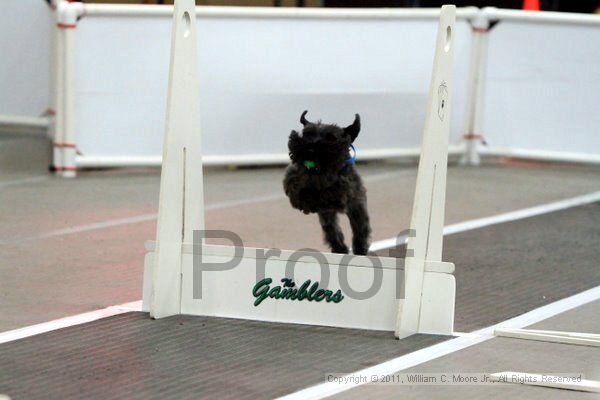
75 146 466 168
482 6 600 26
82 4 478 19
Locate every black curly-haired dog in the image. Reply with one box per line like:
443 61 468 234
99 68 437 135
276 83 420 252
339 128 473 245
283 111 371 255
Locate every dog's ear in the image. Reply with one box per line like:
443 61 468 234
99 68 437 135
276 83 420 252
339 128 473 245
288 131 300 157
288 130 299 150
300 110 313 126
344 114 360 142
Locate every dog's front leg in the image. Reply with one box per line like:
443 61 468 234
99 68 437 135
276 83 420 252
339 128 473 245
318 210 349 254
347 201 372 256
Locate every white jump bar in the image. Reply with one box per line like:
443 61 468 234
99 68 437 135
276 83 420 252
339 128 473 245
495 327 600 347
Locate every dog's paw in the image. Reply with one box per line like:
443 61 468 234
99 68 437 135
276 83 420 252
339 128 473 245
352 246 370 256
331 245 350 254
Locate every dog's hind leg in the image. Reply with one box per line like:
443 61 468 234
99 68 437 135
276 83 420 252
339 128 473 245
318 210 349 254
347 201 371 256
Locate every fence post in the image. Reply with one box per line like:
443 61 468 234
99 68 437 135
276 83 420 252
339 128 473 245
46 0 59 145
54 1 84 177
460 9 490 166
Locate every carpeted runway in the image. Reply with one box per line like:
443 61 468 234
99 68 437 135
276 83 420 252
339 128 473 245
1 204 598 400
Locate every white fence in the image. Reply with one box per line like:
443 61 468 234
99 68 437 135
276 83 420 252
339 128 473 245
71 6 475 168
0 2 599 176
480 8 600 162
0 0 52 127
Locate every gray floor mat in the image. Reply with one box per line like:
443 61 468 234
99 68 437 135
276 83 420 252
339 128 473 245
0 313 443 400
1 203 599 399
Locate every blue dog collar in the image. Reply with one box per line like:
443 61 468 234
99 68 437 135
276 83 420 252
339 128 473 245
345 144 357 165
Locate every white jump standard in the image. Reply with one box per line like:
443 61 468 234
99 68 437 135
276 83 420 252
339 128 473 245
144 0 457 338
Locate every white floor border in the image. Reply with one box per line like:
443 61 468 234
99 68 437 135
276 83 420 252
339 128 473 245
0 175 49 189
370 190 600 251
1 287 597 398
0 301 141 345
0 170 401 246
276 286 600 400
4 188 597 248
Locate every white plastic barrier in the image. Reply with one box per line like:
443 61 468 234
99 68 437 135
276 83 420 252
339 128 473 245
0 0 52 127
64 5 476 170
2 2 599 175
478 8 600 163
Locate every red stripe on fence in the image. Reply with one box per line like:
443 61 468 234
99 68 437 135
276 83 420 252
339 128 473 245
57 23 77 29
53 166 78 172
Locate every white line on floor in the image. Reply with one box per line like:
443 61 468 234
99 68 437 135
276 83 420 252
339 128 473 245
276 286 600 400
0 213 158 245
369 190 600 251
0 175 48 189
0 170 399 246
363 170 411 183
205 193 284 210
0 195 285 245
0 301 142 345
